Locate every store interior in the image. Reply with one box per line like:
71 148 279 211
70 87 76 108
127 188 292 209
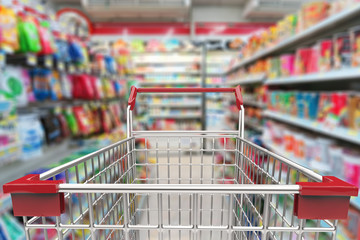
0 0 360 239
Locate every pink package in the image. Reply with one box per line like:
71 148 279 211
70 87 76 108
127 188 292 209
307 47 319 73
344 150 360 187
280 54 295 77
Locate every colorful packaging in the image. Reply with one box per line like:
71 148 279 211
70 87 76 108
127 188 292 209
334 32 351 69
304 92 319 120
0 6 19 52
301 1 329 30
325 92 348 128
50 71 62 100
294 47 312 75
318 39 333 72
17 15 42 53
63 107 79 136
317 92 332 122
31 68 52 101
72 74 94 100
350 26 360 67
280 54 295 77
40 112 62 144
17 114 44 160
349 94 360 131
296 92 305 118
37 20 56 55
0 66 28 106
343 150 360 187
73 106 91 135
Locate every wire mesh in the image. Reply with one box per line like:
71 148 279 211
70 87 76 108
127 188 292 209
22 134 337 240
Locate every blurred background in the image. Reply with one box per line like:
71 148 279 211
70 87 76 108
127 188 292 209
0 0 360 239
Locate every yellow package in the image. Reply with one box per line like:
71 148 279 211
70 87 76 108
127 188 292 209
0 6 19 52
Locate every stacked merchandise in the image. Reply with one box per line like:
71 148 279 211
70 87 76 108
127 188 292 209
231 0 359 67
224 1 360 238
267 90 359 131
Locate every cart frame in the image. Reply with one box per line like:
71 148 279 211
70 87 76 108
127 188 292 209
4 86 358 240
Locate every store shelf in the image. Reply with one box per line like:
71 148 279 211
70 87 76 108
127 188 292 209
139 92 201 97
140 103 201 108
0 195 12 214
243 100 266 108
148 114 202 119
263 110 360 145
128 72 201 76
244 120 263 132
0 140 84 186
265 68 360 85
350 197 360 211
226 74 265 86
138 81 201 86
262 139 310 168
226 4 360 74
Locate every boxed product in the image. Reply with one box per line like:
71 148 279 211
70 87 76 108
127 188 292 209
17 114 45 160
301 1 330 30
350 26 360 67
334 32 352 68
343 149 360 187
280 54 295 77
304 92 319 120
317 92 332 122
317 39 333 72
349 94 360 131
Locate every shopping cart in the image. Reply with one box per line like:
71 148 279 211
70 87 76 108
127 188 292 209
3 86 358 240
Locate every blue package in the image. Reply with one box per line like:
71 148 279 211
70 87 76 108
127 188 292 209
68 41 84 63
54 39 71 63
104 56 116 74
296 92 305 119
305 92 319 120
30 68 51 101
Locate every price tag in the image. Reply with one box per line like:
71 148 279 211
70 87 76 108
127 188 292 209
45 56 53 68
0 52 6 68
58 61 65 71
348 129 358 136
27 53 37 66
69 65 75 74
311 121 318 127
78 65 84 73
36 4 44 13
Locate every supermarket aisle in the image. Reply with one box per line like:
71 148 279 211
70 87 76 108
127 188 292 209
135 155 231 240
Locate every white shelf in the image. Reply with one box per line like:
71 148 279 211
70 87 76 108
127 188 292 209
243 100 266 108
129 72 201 76
262 139 310 168
148 114 202 119
263 110 360 145
244 120 263 132
139 92 202 97
226 74 265 85
140 103 201 108
139 81 200 86
265 68 360 85
226 4 360 74
0 140 84 186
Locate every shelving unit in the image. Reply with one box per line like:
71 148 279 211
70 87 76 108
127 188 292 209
263 110 360 145
0 140 83 187
265 68 360 85
226 74 265 86
226 4 360 74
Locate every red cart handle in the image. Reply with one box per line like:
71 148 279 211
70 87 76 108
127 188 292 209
128 86 243 110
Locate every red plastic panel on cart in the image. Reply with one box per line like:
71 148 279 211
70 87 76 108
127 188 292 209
3 174 65 217
11 193 65 216
294 176 358 219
